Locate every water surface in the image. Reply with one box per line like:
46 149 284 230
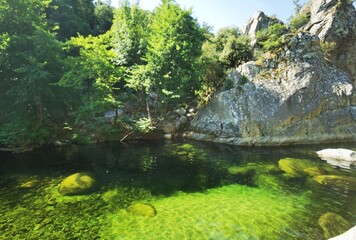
0 141 355 239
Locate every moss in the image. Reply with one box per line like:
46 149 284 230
313 175 356 192
227 166 256 185
58 172 97 196
303 167 327 177
127 203 157 218
278 158 319 178
318 212 352 239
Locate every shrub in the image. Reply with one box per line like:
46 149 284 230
256 23 288 52
289 13 309 31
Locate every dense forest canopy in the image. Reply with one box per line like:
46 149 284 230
0 0 308 147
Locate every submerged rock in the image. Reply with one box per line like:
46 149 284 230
313 175 356 192
329 225 356 240
127 203 157 218
227 166 256 185
20 179 40 189
278 158 320 178
316 148 356 169
58 172 96 196
318 212 352 239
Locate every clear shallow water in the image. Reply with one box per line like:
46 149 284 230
0 141 355 239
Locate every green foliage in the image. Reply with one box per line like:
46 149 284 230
46 0 95 40
289 13 309 31
111 0 150 66
0 0 69 146
135 118 155 133
196 26 252 106
219 35 253 68
93 0 114 35
195 41 224 106
256 23 288 51
60 32 124 122
129 0 205 106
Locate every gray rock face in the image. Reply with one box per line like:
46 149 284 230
303 0 356 78
188 32 355 146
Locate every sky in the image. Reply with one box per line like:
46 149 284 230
112 0 309 32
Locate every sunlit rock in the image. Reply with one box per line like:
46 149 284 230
313 175 356 192
317 148 356 169
318 212 352 239
162 123 175 134
174 108 186 117
303 0 356 78
58 172 96 196
127 203 157 218
189 2 356 146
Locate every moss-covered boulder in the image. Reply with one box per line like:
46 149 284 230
318 212 352 239
303 167 327 177
127 203 157 218
58 172 96 196
313 175 356 192
278 158 320 178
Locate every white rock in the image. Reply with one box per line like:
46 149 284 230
175 108 186 117
329 225 356 240
164 134 172 140
317 148 356 169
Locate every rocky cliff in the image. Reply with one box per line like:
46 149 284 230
186 0 356 146
303 0 356 78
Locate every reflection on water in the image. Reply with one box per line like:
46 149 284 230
0 141 355 239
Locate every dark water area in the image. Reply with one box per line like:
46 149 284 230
0 140 355 239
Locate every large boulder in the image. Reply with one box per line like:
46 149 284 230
58 172 97 196
188 32 355 146
318 212 352 239
303 0 356 78
317 148 356 169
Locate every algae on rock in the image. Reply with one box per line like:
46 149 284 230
318 212 352 239
58 172 97 196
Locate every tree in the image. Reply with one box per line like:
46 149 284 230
131 0 204 106
46 0 95 40
214 27 252 68
256 23 288 51
0 0 67 146
111 0 150 67
60 32 124 124
93 0 115 35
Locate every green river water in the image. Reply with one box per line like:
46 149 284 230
0 141 355 239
